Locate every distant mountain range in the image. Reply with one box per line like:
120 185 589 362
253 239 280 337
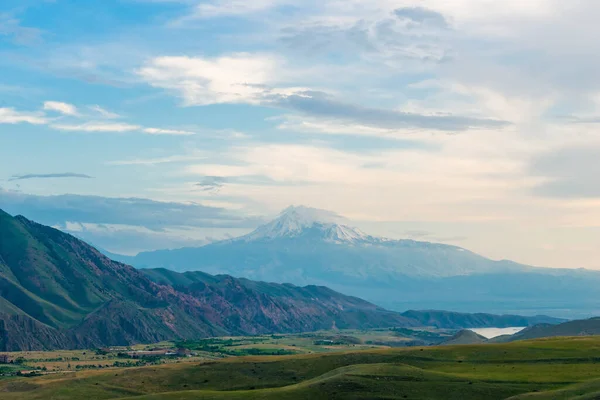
123 206 600 318
0 209 563 351
400 310 564 330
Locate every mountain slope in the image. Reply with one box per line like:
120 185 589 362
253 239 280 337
400 310 565 329
498 318 600 342
142 268 416 333
129 206 600 317
0 209 419 351
0 209 231 350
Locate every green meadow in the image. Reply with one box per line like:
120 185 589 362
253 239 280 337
3 336 600 399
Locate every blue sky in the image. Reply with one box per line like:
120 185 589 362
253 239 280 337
2 0 600 268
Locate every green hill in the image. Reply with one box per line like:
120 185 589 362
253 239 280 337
441 329 488 345
3 336 600 399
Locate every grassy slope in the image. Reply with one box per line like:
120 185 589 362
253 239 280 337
508 379 600 399
3 337 600 399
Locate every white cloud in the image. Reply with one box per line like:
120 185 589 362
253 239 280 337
272 115 420 139
137 53 282 105
50 122 142 132
0 107 47 125
143 127 196 135
43 101 79 116
49 121 198 135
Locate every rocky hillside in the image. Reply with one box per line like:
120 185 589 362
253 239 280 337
0 209 414 351
142 268 415 333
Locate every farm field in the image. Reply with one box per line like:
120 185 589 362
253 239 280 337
0 328 448 374
2 336 600 399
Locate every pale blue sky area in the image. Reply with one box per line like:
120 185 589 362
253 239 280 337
2 1 600 268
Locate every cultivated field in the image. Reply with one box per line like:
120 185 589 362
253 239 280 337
1 328 443 374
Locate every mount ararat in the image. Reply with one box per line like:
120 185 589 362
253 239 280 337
125 206 600 318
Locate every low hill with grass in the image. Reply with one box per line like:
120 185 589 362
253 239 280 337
441 330 488 345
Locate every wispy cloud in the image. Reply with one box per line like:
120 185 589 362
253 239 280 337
9 173 94 181
49 122 195 135
0 188 261 230
107 154 206 166
196 176 228 192
186 0 288 19
50 122 142 132
0 107 47 125
143 127 196 135
88 105 121 119
271 91 509 132
0 13 43 46
43 101 79 116
2 101 195 136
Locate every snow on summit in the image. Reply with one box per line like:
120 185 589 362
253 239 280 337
241 206 373 244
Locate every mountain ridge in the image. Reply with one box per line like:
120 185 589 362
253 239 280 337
494 317 600 343
0 209 413 350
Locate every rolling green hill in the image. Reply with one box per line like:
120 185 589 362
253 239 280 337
441 329 487 345
3 336 600 399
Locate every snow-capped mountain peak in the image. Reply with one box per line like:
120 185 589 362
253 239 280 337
240 206 373 244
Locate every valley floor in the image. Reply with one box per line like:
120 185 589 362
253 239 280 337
2 336 600 399
0 328 454 374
